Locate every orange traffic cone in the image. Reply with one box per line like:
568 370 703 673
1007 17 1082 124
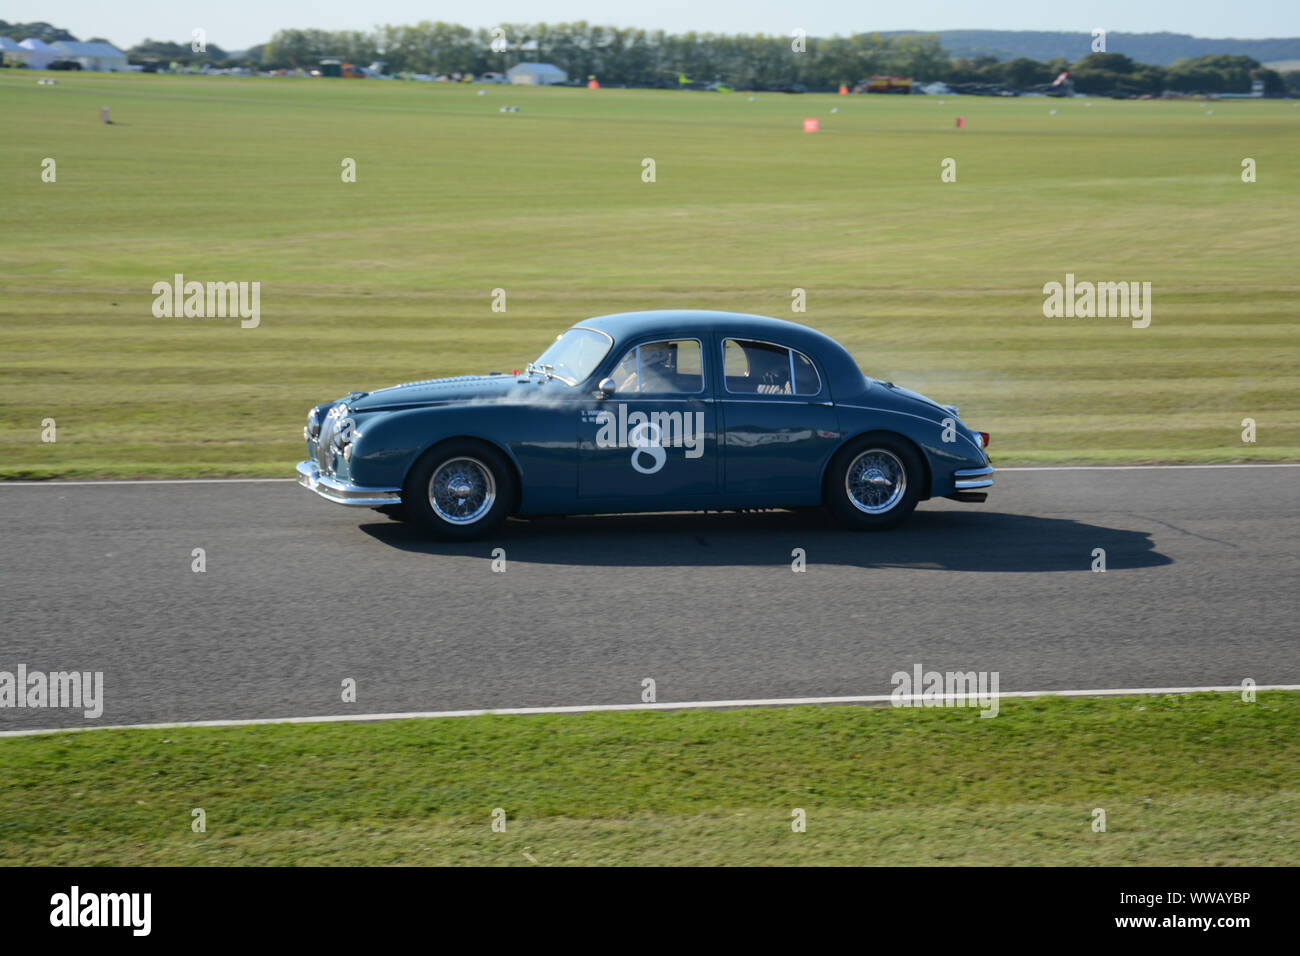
956 116 966 128
838 84 848 95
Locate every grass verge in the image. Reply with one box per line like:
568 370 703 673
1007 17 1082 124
1 691 1295 865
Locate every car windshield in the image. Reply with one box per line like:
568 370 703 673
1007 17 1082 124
531 328 611 385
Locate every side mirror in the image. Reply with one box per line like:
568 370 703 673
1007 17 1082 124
595 378 616 400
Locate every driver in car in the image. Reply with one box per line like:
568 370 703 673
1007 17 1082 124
617 342 677 393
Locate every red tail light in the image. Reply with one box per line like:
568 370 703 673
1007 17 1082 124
979 432 991 448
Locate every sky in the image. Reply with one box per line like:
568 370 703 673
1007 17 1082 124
6 0 1299 51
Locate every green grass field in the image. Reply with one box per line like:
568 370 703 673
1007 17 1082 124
1 693 1295 865
1 72 1297 478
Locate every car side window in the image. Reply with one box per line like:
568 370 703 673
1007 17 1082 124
793 350 819 394
610 339 704 394
723 339 821 396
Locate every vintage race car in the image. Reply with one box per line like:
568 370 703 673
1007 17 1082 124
297 310 993 539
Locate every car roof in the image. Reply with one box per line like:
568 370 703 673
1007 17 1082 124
575 310 831 350
573 310 867 396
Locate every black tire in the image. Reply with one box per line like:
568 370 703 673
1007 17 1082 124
824 433 923 531
403 439 517 540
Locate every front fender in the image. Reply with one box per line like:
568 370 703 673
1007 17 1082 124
341 406 507 488
343 402 580 511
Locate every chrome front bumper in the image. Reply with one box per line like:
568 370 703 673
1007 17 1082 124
953 464 995 490
296 460 403 507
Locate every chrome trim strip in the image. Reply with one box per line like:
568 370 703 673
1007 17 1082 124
835 403 936 424
717 399 833 406
599 397 711 404
296 460 402 507
570 326 615 345
954 464 995 490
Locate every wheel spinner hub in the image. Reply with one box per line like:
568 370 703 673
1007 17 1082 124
845 448 907 514
429 457 496 525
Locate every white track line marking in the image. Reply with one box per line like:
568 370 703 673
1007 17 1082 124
3 463 1297 487
999 464 1300 471
0 478 292 486
2 685 1296 737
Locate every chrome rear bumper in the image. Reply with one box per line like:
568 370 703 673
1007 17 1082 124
953 464 995 490
296 460 402 507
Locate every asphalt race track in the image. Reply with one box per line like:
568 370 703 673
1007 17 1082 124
2 466 1297 732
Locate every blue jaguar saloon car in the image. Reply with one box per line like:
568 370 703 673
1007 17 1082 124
297 310 993 539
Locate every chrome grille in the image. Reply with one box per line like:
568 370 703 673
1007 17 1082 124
315 404 347 475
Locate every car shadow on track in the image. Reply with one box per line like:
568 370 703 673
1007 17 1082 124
358 508 1173 573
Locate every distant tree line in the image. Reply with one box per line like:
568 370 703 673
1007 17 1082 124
953 52 1290 96
256 22 1299 95
126 39 234 66
0 19 77 42
258 22 952 88
904 30 1300 67
5 18 1298 95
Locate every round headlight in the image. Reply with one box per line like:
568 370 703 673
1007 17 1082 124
331 418 357 458
305 408 321 440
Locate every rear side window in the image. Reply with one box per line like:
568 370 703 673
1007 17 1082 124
723 339 821 396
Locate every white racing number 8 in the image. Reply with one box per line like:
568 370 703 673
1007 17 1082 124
628 421 667 474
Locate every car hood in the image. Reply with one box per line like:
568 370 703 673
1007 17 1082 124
347 374 520 412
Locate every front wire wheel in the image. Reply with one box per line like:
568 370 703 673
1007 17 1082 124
405 441 516 540
429 456 496 525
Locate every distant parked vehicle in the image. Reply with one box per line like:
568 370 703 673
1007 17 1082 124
318 59 364 78
947 82 1019 97
860 75 913 94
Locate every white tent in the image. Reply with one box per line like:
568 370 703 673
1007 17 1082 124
507 62 568 86
19 38 59 70
0 37 33 67
52 41 128 72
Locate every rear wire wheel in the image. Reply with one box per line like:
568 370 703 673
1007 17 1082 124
825 435 923 530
